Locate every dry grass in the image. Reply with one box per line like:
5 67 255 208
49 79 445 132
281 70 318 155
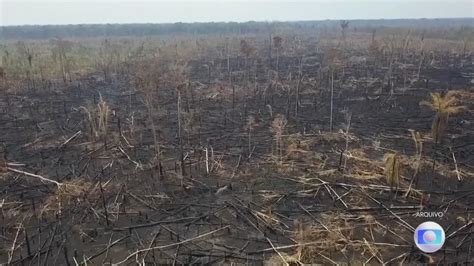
265 212 393 265
289 214 355 264
79 94 111 140
40 179 118 217
342 148 385 180
40 179 92 216
320 131 349 143
285 134 311 159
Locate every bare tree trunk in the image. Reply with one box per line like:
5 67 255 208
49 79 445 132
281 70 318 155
276 50 279 74
329 68 334 132
205 147 209 175
295 77 301 120
342 112 352 172
248 129 252 156
232 84 235 114
146 100 162 177
177 90 185 176
417 54 424 79
268 34 272 68
60 55 67 84
417 37 425 79
295 56 304 122
227 51 231 83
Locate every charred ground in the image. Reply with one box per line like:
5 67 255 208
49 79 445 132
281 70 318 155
0 22 473 265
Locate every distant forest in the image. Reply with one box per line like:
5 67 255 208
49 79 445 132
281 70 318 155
1 18 473 40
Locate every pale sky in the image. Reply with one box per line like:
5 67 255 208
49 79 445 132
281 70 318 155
1 0 473 26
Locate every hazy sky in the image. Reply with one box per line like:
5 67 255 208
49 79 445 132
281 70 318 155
1 0 473 26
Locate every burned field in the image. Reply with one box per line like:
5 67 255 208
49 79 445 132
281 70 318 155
0 25 473 265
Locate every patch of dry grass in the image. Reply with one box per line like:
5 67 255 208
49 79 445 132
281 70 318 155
40 178 118 217
79 94 111 140
288 214 355 264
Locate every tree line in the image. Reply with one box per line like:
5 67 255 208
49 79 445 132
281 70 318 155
1 18 472 40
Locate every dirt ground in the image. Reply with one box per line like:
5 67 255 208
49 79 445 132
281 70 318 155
0 45 473 265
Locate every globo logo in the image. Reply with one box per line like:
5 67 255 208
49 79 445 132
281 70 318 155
414 221 446 253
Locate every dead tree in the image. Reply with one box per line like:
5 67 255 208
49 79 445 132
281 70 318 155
273 36 283 73
97 38 121 82
324 48 341 132
340 20 349 48
240 39 255 82
417 33 426 79
176 83 186 177
51 38 73 83
16 42 35 89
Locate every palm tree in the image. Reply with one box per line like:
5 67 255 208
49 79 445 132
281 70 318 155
420 91 465 179
420 91 465 144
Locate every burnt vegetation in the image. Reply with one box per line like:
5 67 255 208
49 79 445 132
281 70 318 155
0 19 473 264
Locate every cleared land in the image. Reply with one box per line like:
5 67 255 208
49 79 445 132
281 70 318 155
0 20 473 264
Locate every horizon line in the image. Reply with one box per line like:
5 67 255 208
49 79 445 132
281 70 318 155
2 17 473 27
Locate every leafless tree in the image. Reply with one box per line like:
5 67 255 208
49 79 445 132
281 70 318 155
51 38 73 83
240 39 255 82
340 20 350 48
273 36 283 73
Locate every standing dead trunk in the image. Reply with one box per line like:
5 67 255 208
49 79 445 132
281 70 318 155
177 89 186 176
268 34 272 68
248 128 252 157
146 99 163 177
295 56 304 122
205 147 209 175
341 112 352 172
417 35 425 79
329 68 335 132
276 50 280 74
